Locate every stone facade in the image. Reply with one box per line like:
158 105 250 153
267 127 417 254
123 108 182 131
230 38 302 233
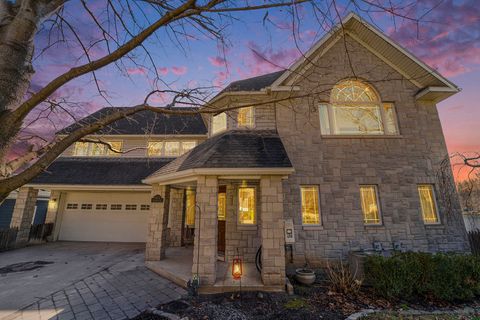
192 176 218 285
274 35 469 264
168 188 184 247
145 185 170 261
10 187 38 246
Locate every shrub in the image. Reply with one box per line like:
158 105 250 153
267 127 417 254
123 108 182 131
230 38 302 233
364 252 480 302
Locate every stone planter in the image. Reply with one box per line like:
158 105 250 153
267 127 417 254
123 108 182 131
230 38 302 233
295 268 316 285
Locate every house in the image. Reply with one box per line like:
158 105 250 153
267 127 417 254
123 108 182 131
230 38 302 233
15 13 468 291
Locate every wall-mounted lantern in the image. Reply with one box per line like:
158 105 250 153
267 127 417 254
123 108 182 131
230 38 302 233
232 257 243 280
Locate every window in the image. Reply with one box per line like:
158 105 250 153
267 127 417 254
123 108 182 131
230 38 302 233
125 204 137 210
218 186 226 221
360 185 381 225
164 141 180 157
73 141 123 156
66 203 78 209
140 204 150 211
96 204 107 210
212 112 227 135
185 189 196 226
81 204 92 210
111 204 122 210
182 141 196 153
238 187 255 224
418 185 440 224
319 80 399 136
301 186 320 225
148 142 163 156
238 107 254 128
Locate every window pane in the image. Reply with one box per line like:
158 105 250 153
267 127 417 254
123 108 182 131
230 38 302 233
301 186 320 225
319 104 331 135
238 107 254 128
418 185 439 224
74 142 89 156
331 80 379 102
106 141 122 156
360 186 381 224
182 141 196 154
164 141 180 157
91 143 105 156
383 103 399 135
218 192 226 221
185 190 196 226
212 112 227 135
333 105 383 135
239 187 255 224
148 142 163 156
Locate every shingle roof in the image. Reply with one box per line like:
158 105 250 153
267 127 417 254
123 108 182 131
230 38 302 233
146 130 292 179
57 108 207 135
30 157 172 185
220 70 285 93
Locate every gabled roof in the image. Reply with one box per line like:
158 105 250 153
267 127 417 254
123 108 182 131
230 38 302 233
29 157 171 186
220 70 285 93
57 107 207 135
144 130 293 184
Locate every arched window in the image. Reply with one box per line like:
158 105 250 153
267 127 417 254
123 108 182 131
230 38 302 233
319 79 399 135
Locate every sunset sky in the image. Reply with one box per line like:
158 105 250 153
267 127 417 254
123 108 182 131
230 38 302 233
28 0 480 165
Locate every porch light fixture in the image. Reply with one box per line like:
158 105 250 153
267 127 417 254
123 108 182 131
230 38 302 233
232 257 243 280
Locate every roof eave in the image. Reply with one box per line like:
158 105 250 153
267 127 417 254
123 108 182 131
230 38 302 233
24 184 152 191
415 86 460 103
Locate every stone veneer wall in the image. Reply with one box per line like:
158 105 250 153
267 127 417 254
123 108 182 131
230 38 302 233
275 35 469 265
10 187 38 246
223 181 262 263
168 188 184 247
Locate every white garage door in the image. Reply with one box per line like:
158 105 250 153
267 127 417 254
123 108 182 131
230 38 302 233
59 191 151 242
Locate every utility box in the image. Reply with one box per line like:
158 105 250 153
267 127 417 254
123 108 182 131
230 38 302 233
284 218 295 244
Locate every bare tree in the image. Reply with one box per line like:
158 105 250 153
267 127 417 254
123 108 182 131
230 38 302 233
0 0 436 202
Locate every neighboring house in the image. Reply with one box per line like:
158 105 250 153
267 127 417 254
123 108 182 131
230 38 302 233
15 13 468 291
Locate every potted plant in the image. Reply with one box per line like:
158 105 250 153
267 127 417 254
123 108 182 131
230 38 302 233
295 258 316 285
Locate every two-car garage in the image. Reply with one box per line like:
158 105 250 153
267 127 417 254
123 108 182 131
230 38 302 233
57 191 151 243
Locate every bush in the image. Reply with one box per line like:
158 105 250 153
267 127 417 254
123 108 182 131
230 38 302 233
364 252 480 302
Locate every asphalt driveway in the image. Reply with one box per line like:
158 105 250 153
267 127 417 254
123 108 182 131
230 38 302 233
0 242 186 320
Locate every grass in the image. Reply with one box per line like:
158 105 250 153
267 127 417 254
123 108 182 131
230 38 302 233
284 298 309 310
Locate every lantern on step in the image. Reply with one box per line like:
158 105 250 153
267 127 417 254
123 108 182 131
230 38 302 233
232 257 243 280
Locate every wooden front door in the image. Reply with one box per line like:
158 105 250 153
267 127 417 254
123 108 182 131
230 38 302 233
217 186 227 255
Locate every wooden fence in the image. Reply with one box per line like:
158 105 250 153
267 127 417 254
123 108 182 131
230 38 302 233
468 230 480 255
29 223 54 241
0 227 18 252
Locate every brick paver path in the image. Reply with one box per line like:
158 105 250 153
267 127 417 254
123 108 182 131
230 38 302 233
2 264 187 320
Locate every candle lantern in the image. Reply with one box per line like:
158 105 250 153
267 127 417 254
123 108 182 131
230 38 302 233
232 257 243 280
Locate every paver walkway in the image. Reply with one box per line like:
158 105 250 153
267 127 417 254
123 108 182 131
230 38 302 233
0 243 187 320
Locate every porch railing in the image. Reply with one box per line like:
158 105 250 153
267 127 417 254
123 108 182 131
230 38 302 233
28 223 54 241
0 227 18 252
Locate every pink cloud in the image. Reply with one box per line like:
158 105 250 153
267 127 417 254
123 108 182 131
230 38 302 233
171 66 188 76
208 56 227 67
126 67 147 75
213 71 229 87
158 67 169 75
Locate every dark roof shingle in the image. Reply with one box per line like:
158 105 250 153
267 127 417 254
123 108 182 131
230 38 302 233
30 157 172 185
220 70 285 93
147 130 292 179
57 108 207 135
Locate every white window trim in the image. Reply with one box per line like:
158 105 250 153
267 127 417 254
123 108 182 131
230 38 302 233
74 141 123 157
418 184 441 225
360 185 383 226
237 106 255 129
147 140 197 157
237 186 257 225
300 185 322 226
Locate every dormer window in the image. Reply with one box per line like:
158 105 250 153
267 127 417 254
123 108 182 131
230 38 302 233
237 106 254 128
211 112 227 135
319 80 399 136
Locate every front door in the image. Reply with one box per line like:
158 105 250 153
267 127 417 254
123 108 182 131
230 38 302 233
217 186 227 256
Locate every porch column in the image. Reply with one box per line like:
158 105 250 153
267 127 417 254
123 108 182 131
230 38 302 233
45 191 67 241
10 187 38 247
260 176 286 286
146 184 170 261
192 176 218 286
168 188 184 247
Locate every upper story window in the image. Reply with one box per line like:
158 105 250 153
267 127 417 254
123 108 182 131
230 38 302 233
237 107 254 128
211 112 227 135
319 80 399 136
147 141 197 157
73 141 122 156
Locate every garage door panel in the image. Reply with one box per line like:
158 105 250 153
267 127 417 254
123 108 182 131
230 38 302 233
59 192 151 243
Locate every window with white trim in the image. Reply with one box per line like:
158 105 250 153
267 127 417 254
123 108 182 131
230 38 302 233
319 80 399 136
147 141 196 157
237 107 254 128
66 203 78 209
418 184 440 224
73 141 123 156
360 185 382 225
301 186 320 225
211 112 227 135
238 187 256 224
